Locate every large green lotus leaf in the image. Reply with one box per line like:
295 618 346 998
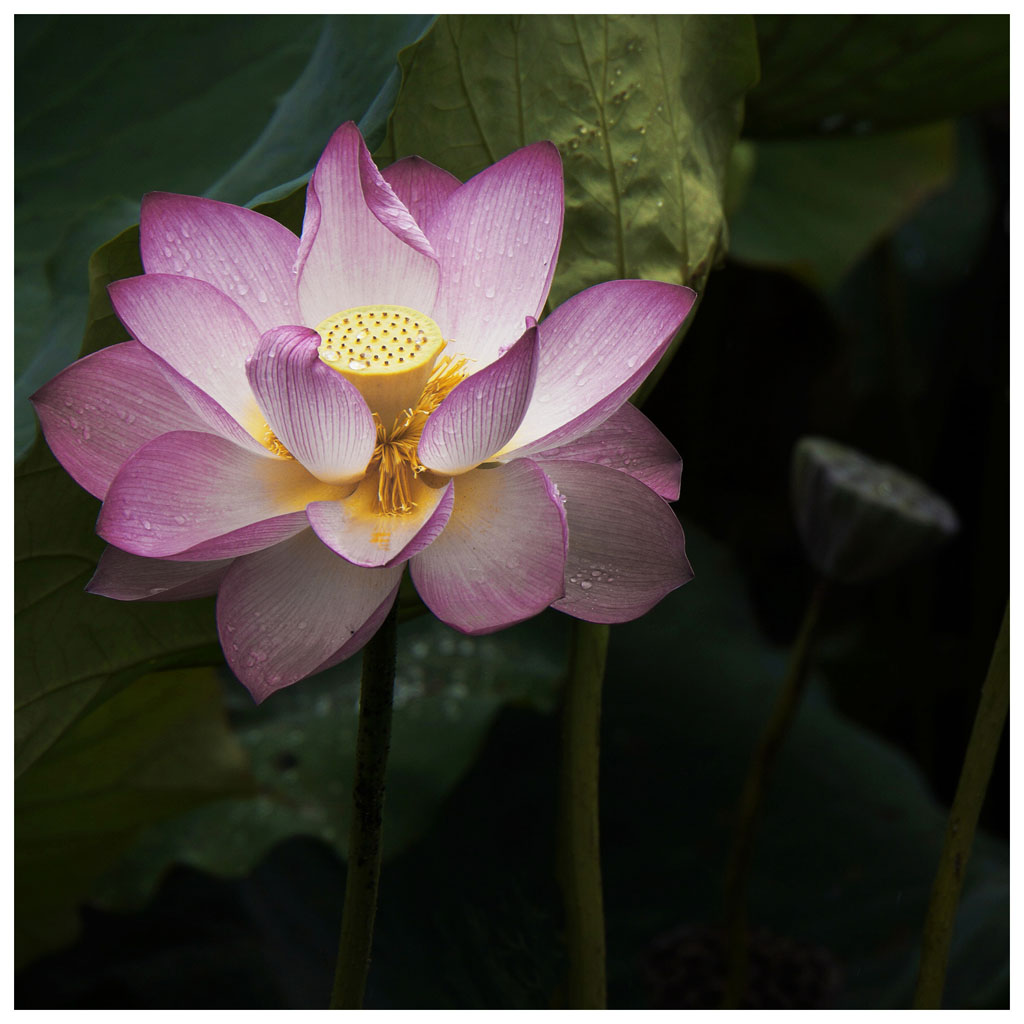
91 611 569 913
746 14 1008 139
15 667 253 969
15 14 430 458
728 122 955 291
378 13 759 387
360 525 1006 1008
14 438 223 777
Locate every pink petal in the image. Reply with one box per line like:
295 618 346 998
146 354 270 455
159 511 311 561
381 156 461 228
425 142 563 367
86 545 232 601
140 192 301 333
539 460 693 623
410 459 567 635
307 477 454 568
30 341 210 500
246 325 376 484
97 430 347 558
418 324 539 475
295 122 440 327
533 402 682 501
217 529 403 702
501 280 696 458
108 273 265 439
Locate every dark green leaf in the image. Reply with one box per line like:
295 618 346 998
16 667 253 968
728 123 955 290
92 611 569 912
746 14 1009 139
379 14 759 387
14 438 223 777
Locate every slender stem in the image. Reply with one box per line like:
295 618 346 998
913 602 1009 1009
330 598 399 1009
721 580 828 1008
557 619 609 1009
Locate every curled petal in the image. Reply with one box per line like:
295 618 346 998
410 459 567 635
419 324 539 475
30 341 209 500
296 122 439 326
140 192 301 333
532 401 682 501
382 156 461 228
502 280 696 458
308 477 454 568
426 142 563 367
217 529 403 702
539 460 693 623
246 325 376 484
108 273 265 439
98 431 346 558
86 545 232 602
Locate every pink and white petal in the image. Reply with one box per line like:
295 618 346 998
382 156 461 229
160 510 311 561
151 353 271 455
97 431 346 558
425 142 563 368
419 324 539 475
217 529 403 702
410 459 567 635
246 325 376 484
308 475 454 568
533 402 682 501
86 545 232 602
30 341 211 500
539 460 693 624
140 192 301 332
296 122 439 326
501 280 696 458
308 583 400 677
108 273 265 438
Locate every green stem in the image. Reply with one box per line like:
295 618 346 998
721 580 828 1008
330 597 399 1009
912 602 1009 1009
557 619 609 1009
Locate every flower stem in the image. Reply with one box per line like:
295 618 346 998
721 579 828 1009
330 597 399 1010
557 619 609 1009
912 602 1009 1009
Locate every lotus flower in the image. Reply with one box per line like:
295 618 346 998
32 123 695 700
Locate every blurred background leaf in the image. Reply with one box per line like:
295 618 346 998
745 14 1009 139
89 611 568 916
15 13 432 459
15 667 253 968
728 123 955 290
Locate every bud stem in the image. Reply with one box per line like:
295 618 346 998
912 602 1009 1008
330 597 399 1009
721 579 828 1008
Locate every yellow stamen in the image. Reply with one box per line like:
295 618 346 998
370 355 468 516
261 423 294 459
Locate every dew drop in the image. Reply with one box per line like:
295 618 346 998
237 283 249 296
174 515 186 525
162 245 173 258
484 284 496 299
257 290 268 303
580 580 593 590
142 520 152 530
